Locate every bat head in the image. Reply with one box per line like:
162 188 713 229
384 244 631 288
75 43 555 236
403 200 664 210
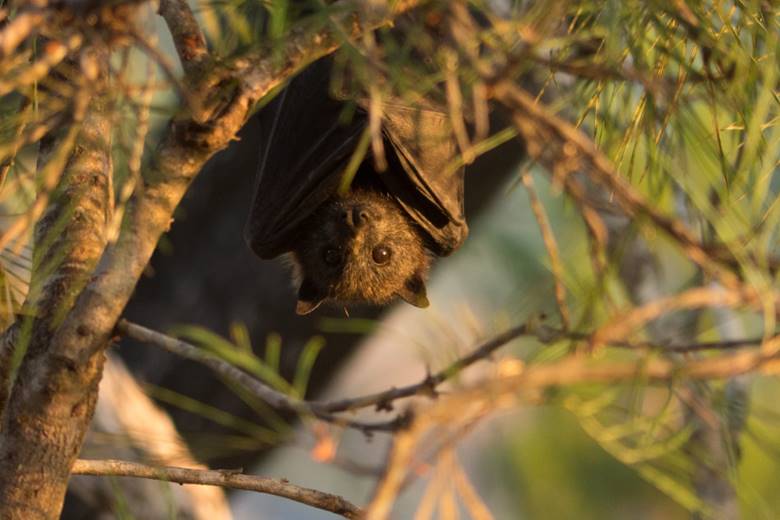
290 189 430 315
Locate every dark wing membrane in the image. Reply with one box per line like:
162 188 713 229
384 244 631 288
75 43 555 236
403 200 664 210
244 58 366 259
380 103 468 256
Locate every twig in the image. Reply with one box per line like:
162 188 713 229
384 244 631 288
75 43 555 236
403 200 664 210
117 319 312 414
116 320 403 433
108 57 155 242
521 171 570 329
123 26 195 111
590 285 771 349
366 386 495 519
119 315 775 423
529 54 673 97
0 9 46 57
314 324 531 413
71 458 362 519
117 319 529 426
583 335 768 353
451 452 494 520
0 34 83 96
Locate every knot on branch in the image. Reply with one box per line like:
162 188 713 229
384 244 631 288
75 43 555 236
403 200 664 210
375 392 395 412
420 373 440 399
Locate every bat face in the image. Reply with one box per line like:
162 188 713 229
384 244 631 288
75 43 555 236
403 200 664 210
290 189 430 315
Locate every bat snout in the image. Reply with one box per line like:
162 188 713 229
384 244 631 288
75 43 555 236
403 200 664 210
342 205 371 231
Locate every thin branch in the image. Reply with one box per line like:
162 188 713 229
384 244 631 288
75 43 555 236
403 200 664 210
117 320 311 413
366 385 494 518
529 54 673 96
519 340 780 390
521 171 570 329
123 26 194 111
578 334 769 353
590 285 773 349
117 319 528 431
157 0 207 75
119 315 776 430
0 9 46 57
314 324 531 413
119 319 530 414
71 459 362 519
116 320 403 433
451 453 494 520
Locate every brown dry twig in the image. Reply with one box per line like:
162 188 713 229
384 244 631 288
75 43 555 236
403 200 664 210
0 9 47 57
118 314 775 433
315 323 532 413
521 170 571 329
590 285 777 350
72 458 362 519
117 319 531 429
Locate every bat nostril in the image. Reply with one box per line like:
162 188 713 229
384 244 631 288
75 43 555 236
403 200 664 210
341 210 354 229
353 206 370 225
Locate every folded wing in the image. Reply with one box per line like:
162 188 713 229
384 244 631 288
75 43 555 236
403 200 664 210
245 57 468 259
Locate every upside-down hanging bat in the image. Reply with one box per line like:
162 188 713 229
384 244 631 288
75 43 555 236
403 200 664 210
244 57 468 314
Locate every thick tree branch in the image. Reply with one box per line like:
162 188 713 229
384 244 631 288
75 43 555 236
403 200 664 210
72 459 363 519
0 48 112 517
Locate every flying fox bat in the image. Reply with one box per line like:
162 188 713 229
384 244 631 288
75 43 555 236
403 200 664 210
244 57 468 314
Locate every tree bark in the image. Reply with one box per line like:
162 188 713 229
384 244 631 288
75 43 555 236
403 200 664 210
0 47 112 518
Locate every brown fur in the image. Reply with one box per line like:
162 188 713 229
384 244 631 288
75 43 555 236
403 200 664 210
288 189 431 314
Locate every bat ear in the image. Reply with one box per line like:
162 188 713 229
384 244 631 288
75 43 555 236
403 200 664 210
296 278 326 315
397 272 429 308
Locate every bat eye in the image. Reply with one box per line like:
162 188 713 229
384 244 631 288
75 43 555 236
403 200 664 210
371 245 392 265
323 247 341 266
